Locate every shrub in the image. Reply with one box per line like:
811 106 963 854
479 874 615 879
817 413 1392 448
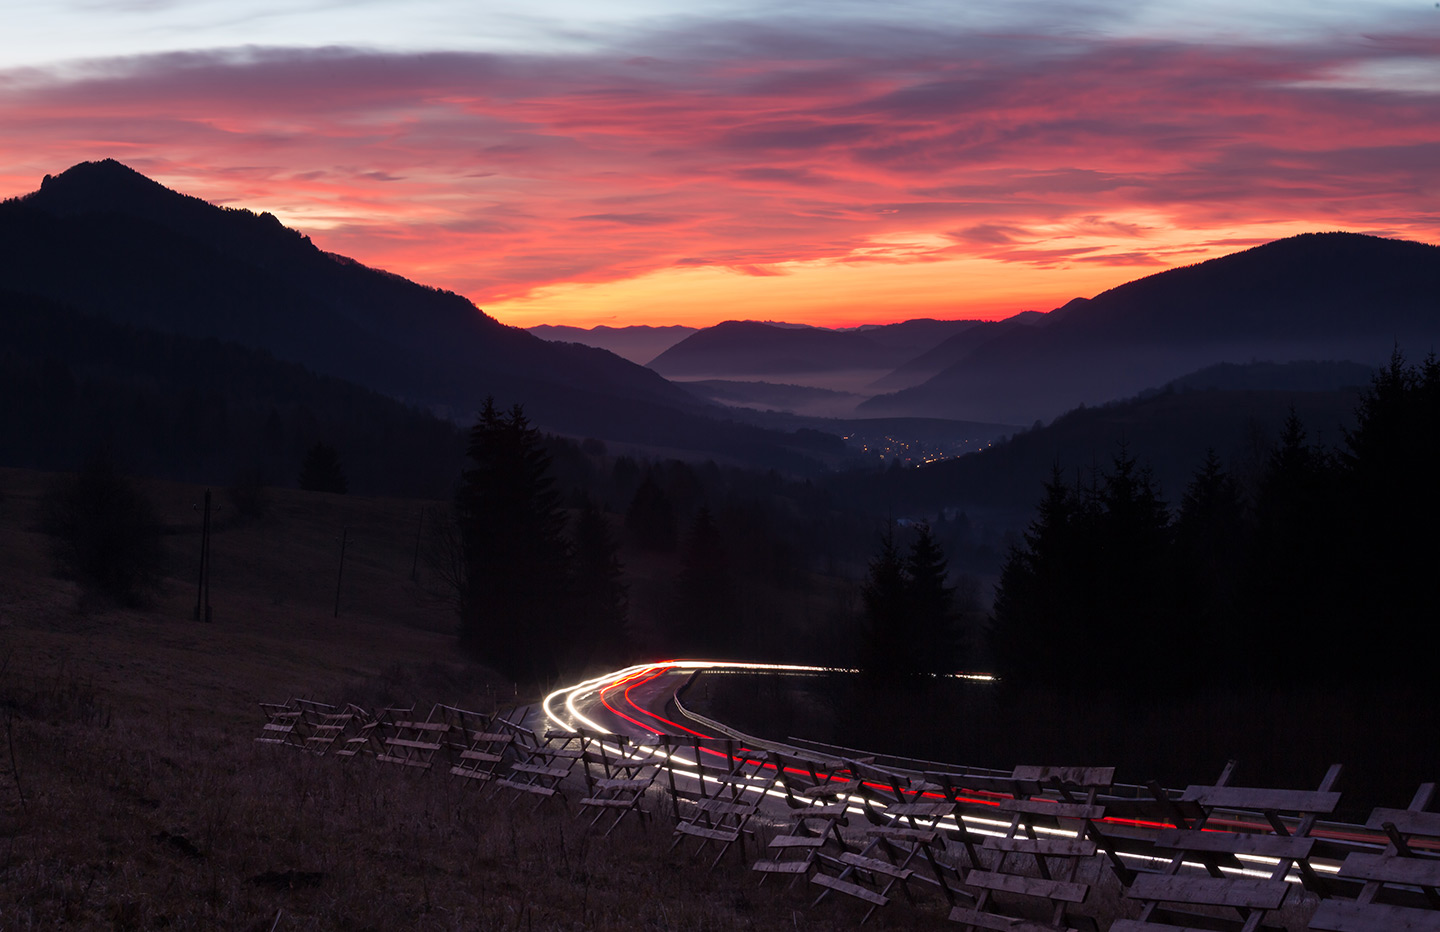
298 441 347 494
227 466 270 519
43 450 165 606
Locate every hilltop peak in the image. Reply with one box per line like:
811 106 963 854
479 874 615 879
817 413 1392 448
28 159 195 216
46 158 151 186
0 160 836 469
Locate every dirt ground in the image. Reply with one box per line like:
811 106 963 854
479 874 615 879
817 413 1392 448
0 467 958 930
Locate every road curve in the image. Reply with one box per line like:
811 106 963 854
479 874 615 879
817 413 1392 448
538 662 1385 880
542 660 840 740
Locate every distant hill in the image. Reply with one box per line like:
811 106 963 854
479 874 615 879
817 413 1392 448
846 360 1374 521
678 379 866 417
847 318 985 354
528 324 697 364
1152 359 1374 395
649 320 901 378
860 233 1440 423
647 317 983 390
867 310 1051 392
0 160 832 471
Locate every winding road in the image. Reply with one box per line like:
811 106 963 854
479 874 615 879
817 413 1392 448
537 661 1382 881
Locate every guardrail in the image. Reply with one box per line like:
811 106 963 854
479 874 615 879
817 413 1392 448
668 664 1439 929
259 664 1440 930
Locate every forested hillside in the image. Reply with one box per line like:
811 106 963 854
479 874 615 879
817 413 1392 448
0 290 464 495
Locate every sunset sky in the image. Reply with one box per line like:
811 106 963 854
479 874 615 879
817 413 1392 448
2 1 1437 328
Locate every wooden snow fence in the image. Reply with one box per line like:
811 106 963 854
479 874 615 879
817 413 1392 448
945 764 1116 932
494 727 582 807
657 735 779 870
337 704 412 761
574 729 661 835
446 713 516 787
1308 782 1440 932
301 703 369 756
375 705 453 771
251 700 1440 932
255 698 341 750
256 700 307 749
1112 760 1343 932
751 750 858 886
808 758 961 923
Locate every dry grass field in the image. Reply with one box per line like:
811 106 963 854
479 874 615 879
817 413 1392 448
0 467 955 930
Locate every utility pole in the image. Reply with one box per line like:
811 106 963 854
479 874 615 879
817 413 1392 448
193 489 212 622
410 506 425 583
334 527 349 619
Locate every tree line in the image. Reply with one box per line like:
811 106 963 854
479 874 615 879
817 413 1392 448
990 350 1440 695
443 398 987 682
0 290 464 497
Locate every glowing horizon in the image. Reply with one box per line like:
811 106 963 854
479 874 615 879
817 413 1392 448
2 2 1437 329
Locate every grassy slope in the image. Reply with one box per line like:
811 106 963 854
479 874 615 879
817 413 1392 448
0 467 949 930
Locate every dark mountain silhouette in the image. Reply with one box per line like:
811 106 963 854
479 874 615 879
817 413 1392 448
0 288 464 495
1149 359 1375 396
679 379 865 417
0 160 830 469
647 317 981 381
528 324 697 364
649 320 899 377
861 233 1440 423
867 310 1051 392
846 360 1371 521
847 317 985 355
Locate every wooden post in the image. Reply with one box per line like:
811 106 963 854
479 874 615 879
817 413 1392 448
193 489 212 622
334 527 349 619
410 507 424 582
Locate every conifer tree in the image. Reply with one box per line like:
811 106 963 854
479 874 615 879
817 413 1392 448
299 440 347 493
859 525 912 680
43 448 164 607
570 498 630 667
1339 350 1440 677
675 505 734 656
1173 450 1247 675
455 399 570 680
906 523 959 675
1244 407 1341 681
992 465 1091 690
625 473 677 552
1090 446 1172 685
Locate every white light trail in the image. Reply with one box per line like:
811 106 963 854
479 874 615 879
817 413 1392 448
540 660 1338 884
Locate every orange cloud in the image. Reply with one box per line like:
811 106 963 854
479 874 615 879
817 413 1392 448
1 28 1437 328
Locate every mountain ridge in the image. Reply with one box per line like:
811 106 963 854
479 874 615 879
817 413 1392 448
0 160 834 471
844 358 1378 521
528 323 697 364
648 320 899 375
860 232 1440 423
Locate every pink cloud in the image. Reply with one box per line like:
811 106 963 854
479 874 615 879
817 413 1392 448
0 23 1437 322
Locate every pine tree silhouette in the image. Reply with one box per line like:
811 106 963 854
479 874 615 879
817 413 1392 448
625 473 678 552
1173 450 1248 684
1090 445 1172 690
1339 350 1440 679
906 523 959 675
298 441 347 494
455 399 570 680
1244 406 1341 682
570 498 630 667
992 465 1091 691
994 449 1173 694
42 448 164 606
860 525 912 680
675 505 735 656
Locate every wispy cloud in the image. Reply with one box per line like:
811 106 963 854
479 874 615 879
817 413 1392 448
1 11 1437 324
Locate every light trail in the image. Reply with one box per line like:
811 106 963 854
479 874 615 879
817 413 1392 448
541 661 1347 884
